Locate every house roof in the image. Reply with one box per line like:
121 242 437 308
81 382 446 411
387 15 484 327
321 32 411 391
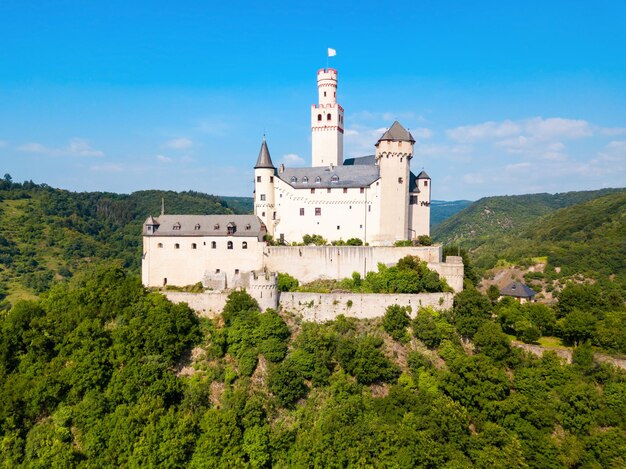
417 170 430 179
278 164 380 188
254 138 275 169
344 155 376 166
500 281 537 298
143 214 266 237
376 121 415 145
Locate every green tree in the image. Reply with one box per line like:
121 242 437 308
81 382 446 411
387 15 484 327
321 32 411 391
382 304 410 342
277 272 299 292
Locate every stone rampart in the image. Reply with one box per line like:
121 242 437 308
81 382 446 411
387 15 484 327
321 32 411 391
279 291 453 322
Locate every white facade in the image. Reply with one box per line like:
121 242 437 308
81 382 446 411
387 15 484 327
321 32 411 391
254 66 431 246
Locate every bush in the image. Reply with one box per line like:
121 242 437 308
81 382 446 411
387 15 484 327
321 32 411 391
417 235 432 246
302 234 327 246
277 273 299 292
382 304 411 343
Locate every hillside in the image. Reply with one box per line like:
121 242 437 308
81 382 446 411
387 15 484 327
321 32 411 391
2 268 625 467
430 199 473 226
0 181 250 306
433 188 623 246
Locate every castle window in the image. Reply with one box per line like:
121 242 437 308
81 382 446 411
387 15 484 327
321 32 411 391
343 188 348 194
291 176 298 183
315 207 321 216
424 180 428 187
337 225 340 230
211 241 216 249
398 177 403 183
302 176 308 183
245 224 251 230
317 114 322 121
327 188 331 193
270 176 273 183
324 91 327 97
334 92 336 98
273 211 276 220
300 208 305 216
214 224 220 230
368 205 371 212
195 223 201 230
311 188 315 194
216 269 220 273
331 175 339 183
316 176 321 183
192 243 197 249
242 241 248 249
157 243 163 248
235 269 240 274
174 243 180 249
260 194 266 201
173 222 181 230
227 241 233 250
410 195 418 204
262 211 265 217
327 114 331 121
257 176 261 182
227 223 236 235
360 187 365 193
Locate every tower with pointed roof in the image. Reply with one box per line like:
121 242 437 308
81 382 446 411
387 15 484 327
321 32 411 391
374 121 415 242
254 138 276 234
311 68 344 167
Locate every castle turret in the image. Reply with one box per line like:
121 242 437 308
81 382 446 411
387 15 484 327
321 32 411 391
254 137 276 235
375 121 415 243
311 68 344 167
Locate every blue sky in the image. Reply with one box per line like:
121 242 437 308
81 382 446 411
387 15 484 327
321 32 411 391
1 0 625 200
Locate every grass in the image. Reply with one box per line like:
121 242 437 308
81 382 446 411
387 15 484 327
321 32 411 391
538 336 570 349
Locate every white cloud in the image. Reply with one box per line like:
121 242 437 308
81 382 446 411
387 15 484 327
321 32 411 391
156 154 173 163
17 138 104 157
281 153 306 166
525 117 592 140
90 164 123 172
164 137 193 150
412 127 433 140
447 120 521 143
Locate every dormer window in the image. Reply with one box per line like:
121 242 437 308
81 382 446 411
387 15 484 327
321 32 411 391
245 224 251 230
315 176 321 183
173 222 181 230
214 224 220 230
227 223 236 235
291 176 298 183
331 175 339 183
302 176 308 183
194 224 201 230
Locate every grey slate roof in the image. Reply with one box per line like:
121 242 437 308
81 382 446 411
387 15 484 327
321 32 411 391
255 138 275 169
408 172 420 193
417 170 430 179
500 282 537 298
143 214 266 237
376 121 415 145
278 164 380 188
344 155 376 166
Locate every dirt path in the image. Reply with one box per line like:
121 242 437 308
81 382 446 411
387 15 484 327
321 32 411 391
511 341 626 371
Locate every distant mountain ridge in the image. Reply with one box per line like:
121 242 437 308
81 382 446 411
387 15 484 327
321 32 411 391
433 188 624 245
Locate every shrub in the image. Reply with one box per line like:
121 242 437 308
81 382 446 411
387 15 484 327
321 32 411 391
382 304 411 343
277 272 299 292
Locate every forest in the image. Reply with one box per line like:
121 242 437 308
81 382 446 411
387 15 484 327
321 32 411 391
1 265 626 467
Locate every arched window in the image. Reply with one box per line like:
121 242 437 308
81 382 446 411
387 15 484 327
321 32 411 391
214 224 220 230
291 176 298 183
157 243 163 248
227 241 233 250
211 241 216 249
315 176 321 183
317 114 322 121
174 243 180 249
331 175 339 183
327 114 331 121
302 176 308 183
242 241 248 249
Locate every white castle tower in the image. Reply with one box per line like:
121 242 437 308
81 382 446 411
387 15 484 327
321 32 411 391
311 68 344 167
374 121 415 242
253 137 276 234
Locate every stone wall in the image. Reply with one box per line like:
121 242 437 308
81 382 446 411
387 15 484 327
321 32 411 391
164 289 453 323
278 291 453 322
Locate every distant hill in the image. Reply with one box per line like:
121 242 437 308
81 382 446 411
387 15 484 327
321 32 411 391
436 190 626 286
430 200 473 226
433 188 623 246
0 182 250 305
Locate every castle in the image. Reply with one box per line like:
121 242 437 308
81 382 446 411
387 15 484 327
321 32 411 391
141 66 463 309
254 68 431 245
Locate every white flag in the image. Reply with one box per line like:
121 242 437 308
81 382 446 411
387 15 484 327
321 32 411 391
328 48 336 57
